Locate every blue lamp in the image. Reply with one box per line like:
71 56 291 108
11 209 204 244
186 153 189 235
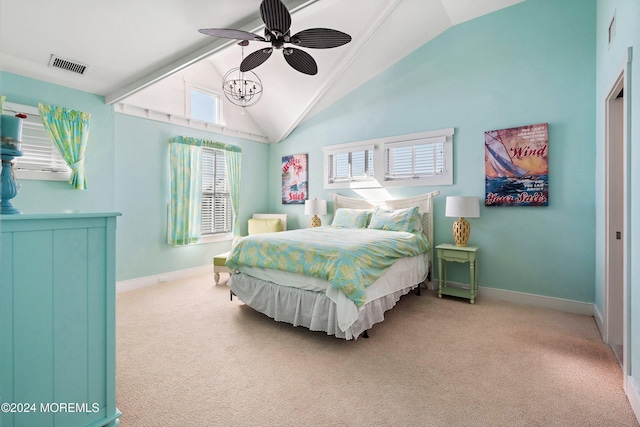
1 113 25 214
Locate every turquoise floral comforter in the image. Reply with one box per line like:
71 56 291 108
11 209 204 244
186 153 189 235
226 226 430 307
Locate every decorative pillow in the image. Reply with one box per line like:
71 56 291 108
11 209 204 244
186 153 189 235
385 195 434 235
331 208 372 228
248 218 282 235
368 206 420 232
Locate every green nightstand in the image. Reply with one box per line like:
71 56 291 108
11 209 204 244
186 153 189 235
436 243 479 304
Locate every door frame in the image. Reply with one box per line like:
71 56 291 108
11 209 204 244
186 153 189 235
604 64 630 378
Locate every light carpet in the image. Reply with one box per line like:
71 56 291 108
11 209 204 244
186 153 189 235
116 274 639 426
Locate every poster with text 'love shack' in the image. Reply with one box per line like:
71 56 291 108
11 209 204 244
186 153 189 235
485 123 548 207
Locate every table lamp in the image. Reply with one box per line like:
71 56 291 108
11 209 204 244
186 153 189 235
445 196 480 246
304 198 327 227
1 113 25 214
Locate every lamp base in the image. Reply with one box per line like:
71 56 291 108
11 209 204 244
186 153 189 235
1 157 22 215
453 217 470 246
309 215 322 228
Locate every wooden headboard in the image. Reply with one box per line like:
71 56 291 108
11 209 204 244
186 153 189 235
332 191 440 288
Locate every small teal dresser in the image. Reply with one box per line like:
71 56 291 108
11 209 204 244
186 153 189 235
0 212 122 427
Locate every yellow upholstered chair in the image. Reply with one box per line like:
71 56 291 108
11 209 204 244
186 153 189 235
213 213 287 285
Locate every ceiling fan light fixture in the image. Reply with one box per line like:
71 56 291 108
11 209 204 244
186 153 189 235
223 68 263 108
222 43 264 109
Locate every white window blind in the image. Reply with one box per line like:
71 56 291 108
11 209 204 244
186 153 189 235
4 102 70 181
201 147 232 235
324 128 453 189
327 146 374 184
385 136 446 180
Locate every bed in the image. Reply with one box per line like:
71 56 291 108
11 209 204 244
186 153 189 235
226 191 439 340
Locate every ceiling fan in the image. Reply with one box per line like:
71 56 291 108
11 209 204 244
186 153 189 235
199 0 351 75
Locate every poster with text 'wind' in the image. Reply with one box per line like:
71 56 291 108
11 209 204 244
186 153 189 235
485 123 548 207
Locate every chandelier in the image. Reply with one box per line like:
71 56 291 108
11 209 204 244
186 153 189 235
222 41 263 109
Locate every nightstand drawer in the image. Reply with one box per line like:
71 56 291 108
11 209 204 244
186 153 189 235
440 249 472 262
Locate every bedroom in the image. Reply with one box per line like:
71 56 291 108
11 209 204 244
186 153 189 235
0 0 639 425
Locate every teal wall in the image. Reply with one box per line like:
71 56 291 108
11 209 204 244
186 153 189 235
268 0 597 302
0 71 271 282
113 114 270 280
0 72 116 212
595 0 640 399
3 0 638 416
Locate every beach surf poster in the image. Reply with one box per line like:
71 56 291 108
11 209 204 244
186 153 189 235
282 153 308 204
485 123 548 207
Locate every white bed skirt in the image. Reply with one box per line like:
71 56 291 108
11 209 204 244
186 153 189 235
229 273 419 340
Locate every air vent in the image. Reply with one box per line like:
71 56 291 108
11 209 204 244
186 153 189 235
48 54 88 75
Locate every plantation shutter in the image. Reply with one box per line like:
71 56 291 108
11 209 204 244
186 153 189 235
201 147 232 234
5 103 70 178
385 136 446 180
328 146 374 183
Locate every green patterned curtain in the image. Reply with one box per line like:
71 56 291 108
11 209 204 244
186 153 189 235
224 148 242 237
169 137 203 246
0 95 5 110
38 103 91 190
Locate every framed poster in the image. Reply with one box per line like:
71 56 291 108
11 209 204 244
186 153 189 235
485 123 548 207
282 153 308 204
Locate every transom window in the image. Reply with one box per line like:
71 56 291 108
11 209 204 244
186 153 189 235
384 136 446 181
323 128 454 189
327 146 374 184
189 87 222 125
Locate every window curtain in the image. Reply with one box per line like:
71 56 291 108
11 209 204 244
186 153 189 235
168 136 242 246
38 103 91 190
169 136 203 246
0 95 5 110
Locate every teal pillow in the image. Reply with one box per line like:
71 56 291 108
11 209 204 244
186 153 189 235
331 208 372 228
368 206 420 232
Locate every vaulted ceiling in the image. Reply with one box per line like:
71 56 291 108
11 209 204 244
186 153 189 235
0 0 523 143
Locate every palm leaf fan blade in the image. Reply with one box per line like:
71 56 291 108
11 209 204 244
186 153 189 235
260 0 291 35
240 48 273 72
292 28 352 49
283 48 317 75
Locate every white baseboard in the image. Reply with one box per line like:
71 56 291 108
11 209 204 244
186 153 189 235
478 285 594 316
442 282 595 316
594 304 605 339
626 376 640 424
117 265 213 293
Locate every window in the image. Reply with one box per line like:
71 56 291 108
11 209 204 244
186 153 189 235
201 147 232 235
384 136 446 182
324 143 376 189
5 102 71 181
189 87 222 124
383 130 453 186
323 128 454 189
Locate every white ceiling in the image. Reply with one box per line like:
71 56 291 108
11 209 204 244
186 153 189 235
0 0 523 143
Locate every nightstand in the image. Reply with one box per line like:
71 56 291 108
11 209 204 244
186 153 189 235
436 243 479 304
